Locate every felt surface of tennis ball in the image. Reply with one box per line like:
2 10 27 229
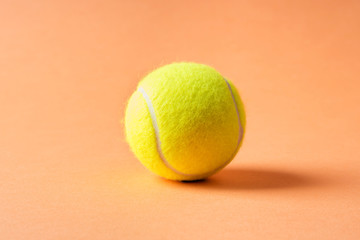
125 62 246 181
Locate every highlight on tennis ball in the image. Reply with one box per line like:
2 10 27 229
125 62 246 181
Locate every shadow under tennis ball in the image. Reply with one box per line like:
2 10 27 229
161 167 321 190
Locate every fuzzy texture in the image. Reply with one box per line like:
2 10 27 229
125 62 246 181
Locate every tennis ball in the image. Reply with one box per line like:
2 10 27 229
125 62 246 181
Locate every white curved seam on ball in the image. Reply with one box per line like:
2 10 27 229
223 78 244 163
138 87 196 177
196 78 244 175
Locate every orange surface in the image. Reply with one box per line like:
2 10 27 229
1 1 360 239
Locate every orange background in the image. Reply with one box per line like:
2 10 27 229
1 0 360 239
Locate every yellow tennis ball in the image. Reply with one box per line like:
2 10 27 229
125 62 246 181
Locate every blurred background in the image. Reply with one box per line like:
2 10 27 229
0 1 359 239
